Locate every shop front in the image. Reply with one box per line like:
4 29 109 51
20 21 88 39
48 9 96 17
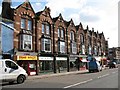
69 57 77 71
79 55 88 70
39 56 54 74
16 55 37 76
69 55 78 71
56 57 67 73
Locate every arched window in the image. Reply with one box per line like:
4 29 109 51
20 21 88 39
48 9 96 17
70 31 75 41
57 27 65 39
80 34 84 44
42 22 50 35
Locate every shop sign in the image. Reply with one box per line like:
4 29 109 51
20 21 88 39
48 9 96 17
39 57 53 60
56 57 67 61
69 57 76 61
17 56 37 60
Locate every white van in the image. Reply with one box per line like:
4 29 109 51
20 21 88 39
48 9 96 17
0 59 28 84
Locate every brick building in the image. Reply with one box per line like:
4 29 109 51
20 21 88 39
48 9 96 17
1 0 108 75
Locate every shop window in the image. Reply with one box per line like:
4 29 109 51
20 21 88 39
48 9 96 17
41 38 51 52
20 34 32 51
39 61 53 73
58 41 65 53
29 64 36 71
57 61 67 72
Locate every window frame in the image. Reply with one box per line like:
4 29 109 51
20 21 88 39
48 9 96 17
21 18 25 29
70 31 75 41
42 22 50 35
57 27 65 39
71 42 77 54
28 19 32 30
41 38 51 52
20 34 32 51
5 61 18 69
58 41 65 53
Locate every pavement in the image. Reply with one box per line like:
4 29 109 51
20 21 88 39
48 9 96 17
28 70 89 80
28 67 108 80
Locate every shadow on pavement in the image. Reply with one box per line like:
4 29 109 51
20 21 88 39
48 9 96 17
1 82 18 86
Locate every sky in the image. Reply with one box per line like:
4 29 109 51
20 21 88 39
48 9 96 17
0 0 119 48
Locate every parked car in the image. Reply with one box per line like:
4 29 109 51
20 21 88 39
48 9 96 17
88 59 102 73
0 59 28 84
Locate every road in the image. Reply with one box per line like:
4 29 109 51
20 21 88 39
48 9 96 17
2 68 118 89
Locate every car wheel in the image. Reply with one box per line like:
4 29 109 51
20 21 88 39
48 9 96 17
17 75 25 84
89 70 91 73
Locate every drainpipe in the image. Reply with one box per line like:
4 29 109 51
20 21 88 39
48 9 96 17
66 28 69 72
53 24 56 73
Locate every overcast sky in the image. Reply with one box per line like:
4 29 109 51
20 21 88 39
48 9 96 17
0 0 119 48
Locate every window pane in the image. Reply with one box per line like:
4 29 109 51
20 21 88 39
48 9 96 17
46 25 50 35
46 39 50 51
28 20 32 30
42 24 45 33
72 32 74 41
60 41 65 53
58 29 60 37
61 29 64 38
70 32 72 40
70 31 74 41
72 42 77 54
21 18 25 29
43 39 51 52
23 35 32 50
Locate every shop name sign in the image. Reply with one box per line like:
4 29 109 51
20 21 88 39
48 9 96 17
17 56 37 60
39 56 53 60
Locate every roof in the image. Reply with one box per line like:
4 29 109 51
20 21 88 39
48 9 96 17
52 16 59 22
15 1 35 14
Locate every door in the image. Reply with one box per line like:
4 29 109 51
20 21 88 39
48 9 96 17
4 60 19 80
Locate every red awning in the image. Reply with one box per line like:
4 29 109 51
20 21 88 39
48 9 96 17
80 58 88 62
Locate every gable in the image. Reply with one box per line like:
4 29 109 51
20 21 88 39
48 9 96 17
15 1 35 17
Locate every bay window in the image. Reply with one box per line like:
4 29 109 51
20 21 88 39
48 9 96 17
71 42 77 54
20 34 32 51
41 38 51 52
58 41 65 53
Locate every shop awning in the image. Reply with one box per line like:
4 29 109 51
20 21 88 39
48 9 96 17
80 58 88 62
102 57 107 60
95 57 101 61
